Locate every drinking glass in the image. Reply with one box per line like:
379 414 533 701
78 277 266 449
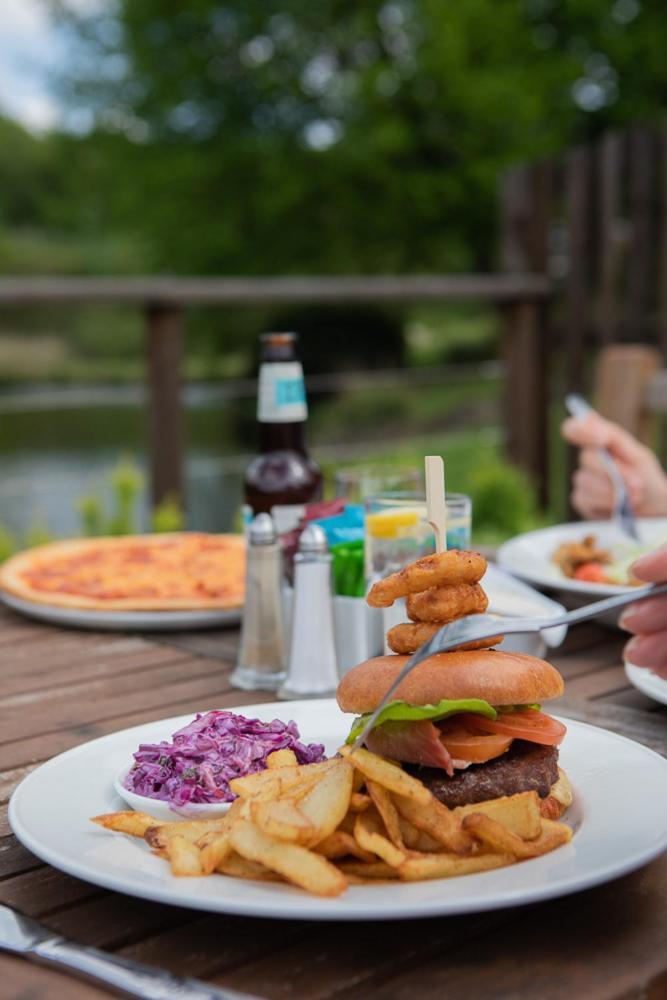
364 492 472 581
333 466 422 505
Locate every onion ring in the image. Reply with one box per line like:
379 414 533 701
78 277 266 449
367 550 487 608
386 621 503 655
406 582 488 624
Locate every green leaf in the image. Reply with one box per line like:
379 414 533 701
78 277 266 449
346 698 497 744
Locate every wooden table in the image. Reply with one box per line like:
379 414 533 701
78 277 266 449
1 604 666 1000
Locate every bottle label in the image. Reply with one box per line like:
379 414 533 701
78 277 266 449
258 362 307 423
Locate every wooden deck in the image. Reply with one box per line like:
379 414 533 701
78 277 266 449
1 604 666 999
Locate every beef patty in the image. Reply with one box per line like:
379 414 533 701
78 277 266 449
404 740 559 809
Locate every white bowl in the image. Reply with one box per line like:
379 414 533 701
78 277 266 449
114 767 232 821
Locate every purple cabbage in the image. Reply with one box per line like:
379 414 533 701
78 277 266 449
123 710 327 807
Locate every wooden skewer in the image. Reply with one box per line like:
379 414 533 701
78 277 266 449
425 455 447 553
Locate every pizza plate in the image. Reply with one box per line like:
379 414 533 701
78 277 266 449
0 590 241 631
9 700 667 921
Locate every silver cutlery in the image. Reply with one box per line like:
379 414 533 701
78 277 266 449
351 582 667 749
0 902 259 1000
565 393 640 540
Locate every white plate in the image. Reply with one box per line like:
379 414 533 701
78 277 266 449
482 563 568 654
625 661 667 706
9 700 667 921
497 519 667 621
0 591 241 631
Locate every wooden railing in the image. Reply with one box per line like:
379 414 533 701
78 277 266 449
0 274 551 507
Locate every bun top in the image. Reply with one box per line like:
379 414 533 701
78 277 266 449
336 650 564 713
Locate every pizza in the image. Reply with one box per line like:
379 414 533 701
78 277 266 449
0 533 246 612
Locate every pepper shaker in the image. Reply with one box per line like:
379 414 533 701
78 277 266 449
231 512 286 691
278 523 339 700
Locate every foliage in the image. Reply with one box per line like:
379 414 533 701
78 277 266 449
469 461 539 540
34 0 667 283
24 519 54 549
0 525 16 563
151 495 186 533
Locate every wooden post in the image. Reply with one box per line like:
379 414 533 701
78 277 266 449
502 299 549 507
499 162 552 507
594 344 662 446
145 304 185 507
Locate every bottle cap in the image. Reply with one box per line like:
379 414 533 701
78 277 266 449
249 512 276 545
298 523 328 554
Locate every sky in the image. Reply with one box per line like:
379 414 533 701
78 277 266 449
0 0 104 133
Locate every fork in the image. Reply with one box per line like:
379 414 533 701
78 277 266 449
350 582 667 749
565 393 640 540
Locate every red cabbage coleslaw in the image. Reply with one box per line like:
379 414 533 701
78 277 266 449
123 710 326 807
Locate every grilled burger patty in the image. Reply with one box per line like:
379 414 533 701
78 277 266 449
404 740 559 809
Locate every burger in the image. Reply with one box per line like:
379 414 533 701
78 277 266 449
337 648 572 817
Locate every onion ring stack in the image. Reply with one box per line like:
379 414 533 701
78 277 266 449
367 550 504 655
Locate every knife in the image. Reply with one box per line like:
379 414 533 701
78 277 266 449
0 902 260 1000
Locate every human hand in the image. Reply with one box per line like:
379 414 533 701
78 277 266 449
561 410 667 519
619 545 667 678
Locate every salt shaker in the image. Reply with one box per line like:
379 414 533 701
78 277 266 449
231 512 286 691
278 523 339 700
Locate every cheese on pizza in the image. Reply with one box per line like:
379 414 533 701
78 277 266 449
0 533 246 611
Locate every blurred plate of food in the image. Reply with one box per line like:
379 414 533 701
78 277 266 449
0 532 245 630
624 661 667 707
497 519 667 615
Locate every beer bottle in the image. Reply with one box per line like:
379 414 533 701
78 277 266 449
243 332 323 532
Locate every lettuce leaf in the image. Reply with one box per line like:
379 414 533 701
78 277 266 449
346 698 497 744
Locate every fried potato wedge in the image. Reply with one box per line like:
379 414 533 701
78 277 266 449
349 792 372 813
217 851 283 882
165 835 203 877
293 760 354 846
462 813 572 859
229 760 333 799
230 820 347 897
91 811 163 838
339 746 431 805
144 817 229 850
454 791 542 840
393 791 472 854
250 799 315 845
354 808 406 868
398 817 442 853
398 851 514 881
197 828 233 875
266 748 298 769
338 860 399 881
315 831 376 863
367 780 405 849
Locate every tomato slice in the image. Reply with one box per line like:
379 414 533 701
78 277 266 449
436 719 512 763
574 562 610 584
459 709 566 746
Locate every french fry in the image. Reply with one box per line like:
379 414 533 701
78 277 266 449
144 817 229 850
266 748 298 769
398 817 442 852
338 860 399 881
292 760 354 846
165 835 203 877
251 799 315 845
393 792 472 854
229 760 332 799
366 780 405 849
338 746 431 805
349 792 372 813
354 808 406 868
91 811 163 838
315 831 376 863
197 827 233 874
462 813 572 859
454 792 542 840
217 851 283 881
229 820 347 897
398 852 514 881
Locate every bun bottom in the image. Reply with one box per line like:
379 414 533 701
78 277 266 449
539 768 573 820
